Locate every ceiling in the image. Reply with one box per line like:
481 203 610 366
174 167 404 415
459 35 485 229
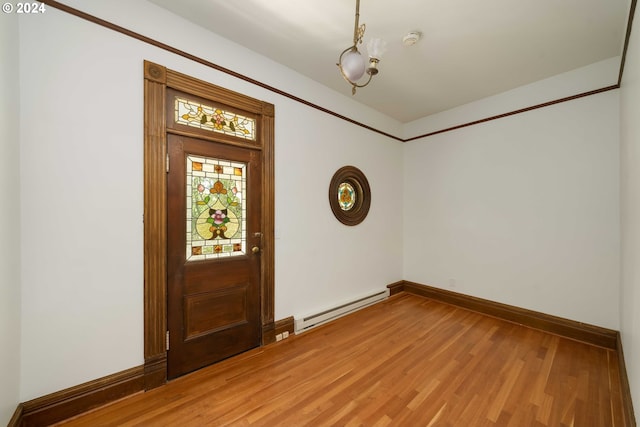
147 0 631 123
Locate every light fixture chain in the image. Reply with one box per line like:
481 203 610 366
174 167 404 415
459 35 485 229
356 23 366 45
352 0 363 44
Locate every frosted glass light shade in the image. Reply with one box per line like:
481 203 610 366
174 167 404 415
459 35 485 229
367 38 387 59
340 50 366 82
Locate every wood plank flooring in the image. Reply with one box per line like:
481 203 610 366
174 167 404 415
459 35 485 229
56 293 626 426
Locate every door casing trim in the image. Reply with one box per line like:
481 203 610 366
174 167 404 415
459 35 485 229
143 60 275 389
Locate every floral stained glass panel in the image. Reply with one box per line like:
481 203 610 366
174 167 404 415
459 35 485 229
338 182 356 211
175 97 256 141
186 155 246 261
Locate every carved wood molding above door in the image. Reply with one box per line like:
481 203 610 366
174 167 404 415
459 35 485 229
143 60 275 389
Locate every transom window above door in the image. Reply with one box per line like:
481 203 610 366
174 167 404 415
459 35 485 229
175 96 256 141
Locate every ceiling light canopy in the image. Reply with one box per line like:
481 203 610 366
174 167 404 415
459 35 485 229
402 31 422 47
337 0 387 95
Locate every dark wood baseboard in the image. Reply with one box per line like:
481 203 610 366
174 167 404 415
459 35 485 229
11 315 296 426
7 404 23 427
386 280 405 296
19 365 145 427
617 333 638 427
275 316 295 336
389 280 617 349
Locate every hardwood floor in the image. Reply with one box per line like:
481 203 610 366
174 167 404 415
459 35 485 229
56 293 627 426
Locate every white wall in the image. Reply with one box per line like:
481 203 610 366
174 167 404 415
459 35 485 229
18 0 403 400
620 7 640 416
0 11 22 426
275 103 403 320
403 87 621 329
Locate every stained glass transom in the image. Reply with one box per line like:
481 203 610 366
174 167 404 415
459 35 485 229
186 155 247 261
175 97 256 140
338 182 356 211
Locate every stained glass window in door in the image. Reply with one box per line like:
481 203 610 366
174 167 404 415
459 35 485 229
186 155 246 261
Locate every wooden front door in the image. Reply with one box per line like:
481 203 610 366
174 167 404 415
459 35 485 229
143 61 274 389
167 133 262 379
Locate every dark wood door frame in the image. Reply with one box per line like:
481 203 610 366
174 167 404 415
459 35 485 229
143 60 275 390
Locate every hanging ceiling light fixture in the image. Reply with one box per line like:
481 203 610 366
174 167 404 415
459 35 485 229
337 0 387 95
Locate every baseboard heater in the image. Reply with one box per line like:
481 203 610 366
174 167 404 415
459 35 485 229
294 289 390 334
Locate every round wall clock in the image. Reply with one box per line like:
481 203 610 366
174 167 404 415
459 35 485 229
329 165 371 226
